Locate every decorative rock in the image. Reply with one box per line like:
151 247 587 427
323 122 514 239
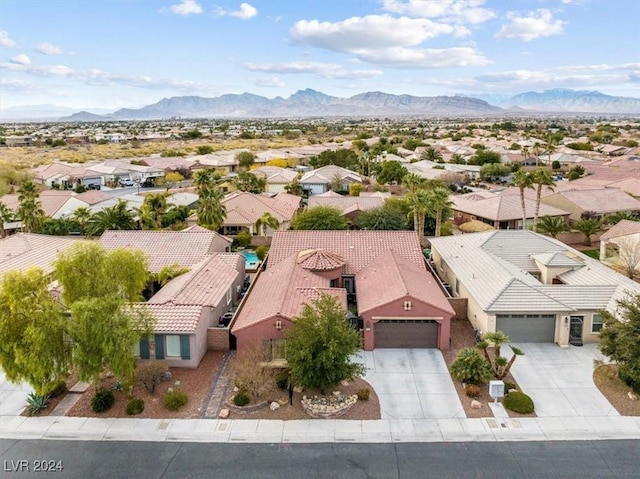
219 409 230 418
302 395 307 401
233 386 239 393
629 391 638 401
294 386 304 393
341 380 350 387
333 391 341 396
471 400 483 409
270 401 280 411
277 398 288 406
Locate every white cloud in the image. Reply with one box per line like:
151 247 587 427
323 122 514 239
0 78 39 91
495 9 566 42
9 54 31 65
244 61 384 79
216 3 258 20
0 30 16 48
382 0 495 24
35 42 64 55
356 46 490 68
248 76 285 87
170 0 202 16
291 15 469 53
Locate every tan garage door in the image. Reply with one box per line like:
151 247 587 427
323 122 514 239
374 319 439 348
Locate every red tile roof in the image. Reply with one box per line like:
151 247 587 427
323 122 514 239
135 304 203 333
296 249 345 271
148 253 243 307
356 251 454 316
0 233 87 279
268 230 424 275
232 253 345 332
222 192 301 225
100 229 231 272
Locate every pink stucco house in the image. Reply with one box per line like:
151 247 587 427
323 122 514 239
231 230 454 361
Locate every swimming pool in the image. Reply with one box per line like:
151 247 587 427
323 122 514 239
241 250 260 270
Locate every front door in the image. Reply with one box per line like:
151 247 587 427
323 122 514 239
569 316 584 346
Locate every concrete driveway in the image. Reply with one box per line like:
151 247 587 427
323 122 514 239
509 343 619 417
0 369 31 416
355 349 464 420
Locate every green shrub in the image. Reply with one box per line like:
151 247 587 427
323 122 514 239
233 392 250 407
126 398 145 415
618 365 640 394
164 389 188 411
356 388 370 401
275 371 290 390
47 381 67 399
464 384 480 398
256 245 269 261
451 348 494 385
91 388 115 413
503 382 517 394
235 231 252 248
503 391 535 414
26 393 49 416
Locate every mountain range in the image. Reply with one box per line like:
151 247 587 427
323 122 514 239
3 89 640 121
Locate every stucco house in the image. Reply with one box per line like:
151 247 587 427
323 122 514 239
541 187 640 222
217 191 301 236
599 220 640 275
300 165 362 195
451 191 570 230
251 166 299 194
231 230 454 360
135 253 245 368
429 230 640 346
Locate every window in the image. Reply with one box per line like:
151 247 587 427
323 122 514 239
262 339 287 361
403 300 412 311
166 335 181 357
592 314 604 333
226 287 232 305
454 278 460 296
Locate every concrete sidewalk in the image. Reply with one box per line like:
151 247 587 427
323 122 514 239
2 414 640 443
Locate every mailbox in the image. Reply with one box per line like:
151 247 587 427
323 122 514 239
489 380 505 402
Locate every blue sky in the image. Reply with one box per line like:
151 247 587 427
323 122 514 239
1 0 638 110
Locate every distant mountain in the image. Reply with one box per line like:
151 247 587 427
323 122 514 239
76 90 502 120
0 104 113 120
475 89 640 113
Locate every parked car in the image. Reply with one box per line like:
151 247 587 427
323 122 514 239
87 183 101 190
118 178 134 187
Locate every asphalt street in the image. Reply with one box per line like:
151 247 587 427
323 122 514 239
1 440 638 478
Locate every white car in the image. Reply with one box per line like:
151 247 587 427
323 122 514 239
118 178 134 187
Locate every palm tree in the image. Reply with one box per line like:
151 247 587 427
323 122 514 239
511 170 533 230
536 216 568 238
0 201 14 238
531 143 541 167
545 134 557 166
138 193 172 229
197 188 227 231
16 197 45 233
88 199 136 236
530 168 556 231
255 212 280 236
403 173 428 245
421 146 443 163
17 180 38 202
608 211 638 225
521 146 530 164
575 218 602 246
425 187 453 237
72 207 92 236
193 168 221 197
450 153 466 165
477 331 524 380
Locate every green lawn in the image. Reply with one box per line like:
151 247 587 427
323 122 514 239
582 249 599 259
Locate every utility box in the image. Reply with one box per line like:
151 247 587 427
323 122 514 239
489 380 505 402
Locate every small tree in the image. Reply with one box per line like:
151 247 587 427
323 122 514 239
292 205 348 230
477 331 524 380
450 348 494 385
286 294 364 393
236 151 256 170
599 294 640 393
233 342 273 400
615 235 640 279
164 172 184 190
349 183 363 197
0 269 72 396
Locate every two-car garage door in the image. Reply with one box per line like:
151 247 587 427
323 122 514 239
495 314 556 343
375 319 438 348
